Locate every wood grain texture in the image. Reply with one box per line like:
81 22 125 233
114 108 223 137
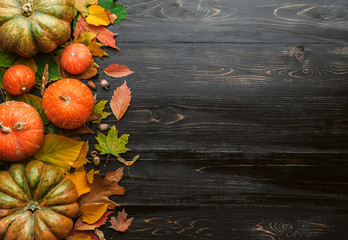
2 0 348 239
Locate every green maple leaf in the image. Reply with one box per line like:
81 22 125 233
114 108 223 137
95 126 130 157
92 100 111 124
98 0 128 25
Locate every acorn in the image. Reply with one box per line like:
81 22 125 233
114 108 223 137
97 123 111 132
93 156 100 166
90 150 98 158
100 79 109 90
87 80 97 90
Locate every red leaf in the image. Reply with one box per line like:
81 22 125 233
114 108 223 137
74 15 119 50
103 64 134 78
108 209 133 232
110 81 131 123
74 211 113 231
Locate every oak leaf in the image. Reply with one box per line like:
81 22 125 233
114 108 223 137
78 167 125 209
103 64 133 78
74 211 112 231
66 171 91 197
94 126 130 157
110 81 131 123
86 5 111 26
74 15 119 50
86 169 101 183
80 203 109 224
109 209 133 232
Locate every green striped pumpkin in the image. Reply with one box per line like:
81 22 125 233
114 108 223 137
0 0 74 57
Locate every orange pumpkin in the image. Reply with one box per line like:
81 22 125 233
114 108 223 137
0 101 44 162
3 65 36 96
42 78 94 129
61 43 92 74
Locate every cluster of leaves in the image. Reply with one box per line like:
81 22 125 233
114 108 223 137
0 0 139 239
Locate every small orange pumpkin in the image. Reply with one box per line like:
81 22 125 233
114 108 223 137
0 101 44 162
61 43 92 74
3 65 36 96
42 78 94 129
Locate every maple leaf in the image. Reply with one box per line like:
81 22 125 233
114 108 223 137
66 171 91 197
74 15 119 50
103 64 134 78
73 31 107 58
92 100 111 124
74 0 98 17
74 211 112 231
98 0 128 25
109 209 133 232
80 203 109 224
86 5 111 26
94 125 130 157
110 81 131 123
78 167 125 209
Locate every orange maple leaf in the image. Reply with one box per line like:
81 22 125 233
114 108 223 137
108 209 133 232
110 81 131 123
74 15 119 50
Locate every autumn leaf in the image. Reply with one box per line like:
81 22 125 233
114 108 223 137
15 57 37 74
66 171 91 197
86 5 111 26
106 10 117 23
74 15 119 50
103 64 133 78
94 126 130 157
92 100 111 124
94 229 106 240
73 31 107 58
109 209 133 232
78 167 125 209
74 211 112 230
74 0 98 17
72 141 90 171
110 81 131 123
66 231 98 240
0 46 16 68
98 0 128 25
34 52 61 85
80 203 109 224
59 126 95 141
5 93 50 125
34 134 86 172
0 67 5 88
86 169 101 183
73 233 92 240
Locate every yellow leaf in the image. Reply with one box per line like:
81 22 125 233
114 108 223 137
73 233 92 240
34 134 85 172
66 171 91 197
86 169 101 183
73 31 107 58
74 31 98 46
72 141 90 171
86 5 111 26
15 57 37 74
88 41 107 58
80 203 109 224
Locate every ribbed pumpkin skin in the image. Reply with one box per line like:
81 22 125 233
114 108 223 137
0 101 44 162
0 160 79 240
42 78 95 129
3 65 36 95
0 0 74 57
61 43 93 74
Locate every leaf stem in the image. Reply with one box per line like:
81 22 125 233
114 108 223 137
128 166 134 179
104 153 111 167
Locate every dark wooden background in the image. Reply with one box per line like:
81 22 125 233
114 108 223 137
4 0 348 239
92 0 348 239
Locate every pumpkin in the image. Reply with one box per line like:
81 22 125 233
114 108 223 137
3 65 36 95
0 160 79 239
0 0 74 57
0 101 44 162
61 43 93 75
42 78 95 129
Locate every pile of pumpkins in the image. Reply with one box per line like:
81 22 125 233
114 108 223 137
0 0 98 239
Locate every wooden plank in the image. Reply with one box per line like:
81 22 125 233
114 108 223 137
116 0 348 43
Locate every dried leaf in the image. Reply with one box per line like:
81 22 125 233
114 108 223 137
74 0 98 17
80 202 109 224
106 10 117 23
66 231 98 240
117 155 139 166
74 15 119 49
94 126 130 158
86 5 111 26
103 64 133 78
74 211 112 231
73 233 92 240
109 209 133 232
86 169 101 183
110 81 131 123
78 167 125 209
72 142 90 171
40 64 48 97
66 171 91 197
94 229 106 240
59 126 95 140
92 100 111 124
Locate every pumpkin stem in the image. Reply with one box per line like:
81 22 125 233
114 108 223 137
13 121 28 131
27 202 39 213
0 121 11 134
59 96 71 104
22 0 33 17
